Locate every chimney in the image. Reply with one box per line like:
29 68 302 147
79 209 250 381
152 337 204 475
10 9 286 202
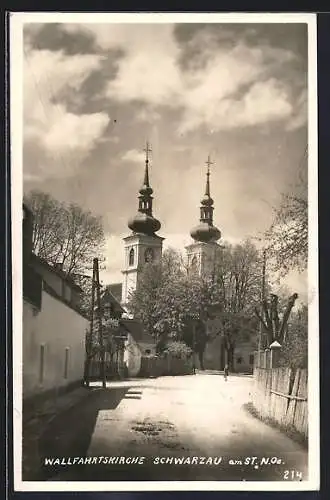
23 204 33 264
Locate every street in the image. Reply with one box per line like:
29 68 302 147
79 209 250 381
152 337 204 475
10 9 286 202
39 373 308 482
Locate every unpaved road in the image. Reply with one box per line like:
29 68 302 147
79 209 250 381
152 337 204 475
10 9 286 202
41 374 308 482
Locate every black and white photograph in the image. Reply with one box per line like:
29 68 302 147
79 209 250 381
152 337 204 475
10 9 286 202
11 12 319 492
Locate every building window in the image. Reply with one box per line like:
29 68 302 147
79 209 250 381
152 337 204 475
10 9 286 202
64 347 70 379
39 344 45 384
249 354 254 365
191 256 198 272
144 248 154 263
236 356 242 364
129 248 134 266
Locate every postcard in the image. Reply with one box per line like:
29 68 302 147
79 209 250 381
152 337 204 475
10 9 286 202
10 11 319 492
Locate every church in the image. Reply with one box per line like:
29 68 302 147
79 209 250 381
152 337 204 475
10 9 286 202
109 143 255 373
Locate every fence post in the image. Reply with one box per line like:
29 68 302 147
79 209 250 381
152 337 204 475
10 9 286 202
270 340 282 368
256 350 261 369
263 350 268 368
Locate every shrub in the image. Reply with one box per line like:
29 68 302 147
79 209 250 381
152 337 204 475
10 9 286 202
163 341 192 359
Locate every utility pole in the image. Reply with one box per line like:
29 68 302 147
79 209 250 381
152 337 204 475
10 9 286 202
192 321 196 374
94 258 106 389
84 265 96 387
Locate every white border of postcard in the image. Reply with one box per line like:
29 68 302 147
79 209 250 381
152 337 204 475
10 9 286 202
10 11 319 492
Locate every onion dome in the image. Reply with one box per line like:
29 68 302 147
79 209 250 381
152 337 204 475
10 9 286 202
128 141 162 236
128 212 161 235
190 155 221 243
190 222 221 243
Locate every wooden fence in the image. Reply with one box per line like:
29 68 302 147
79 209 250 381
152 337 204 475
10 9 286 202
89 360 125 379
140 355 193 378
252 366 308 439
88 355 193 380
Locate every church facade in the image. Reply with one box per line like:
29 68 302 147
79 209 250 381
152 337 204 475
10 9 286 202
185 156 255 373
112 144 255 374
121 143 164 309
185 156 223 279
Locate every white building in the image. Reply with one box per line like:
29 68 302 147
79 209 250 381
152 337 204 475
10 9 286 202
23 205 88 405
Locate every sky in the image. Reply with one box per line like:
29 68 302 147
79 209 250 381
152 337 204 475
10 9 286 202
22 19 309 298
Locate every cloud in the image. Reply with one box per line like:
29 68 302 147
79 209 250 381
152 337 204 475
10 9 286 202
121 149 145 164
24 47 109 178
23 172 42 183
285 88 308 131
135 107 162 123
75 23 302 134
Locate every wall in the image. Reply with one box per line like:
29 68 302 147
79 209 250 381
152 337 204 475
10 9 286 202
233 342 255 374
23 289 89 400
121 233 163 306
31 260 63 297
185 241 222 277
203 336 255 373
203 335 223 370
123 333 142 377
138 341 156 357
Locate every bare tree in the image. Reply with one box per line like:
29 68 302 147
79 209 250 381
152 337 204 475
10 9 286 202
254 292 299 346
24 189 105 276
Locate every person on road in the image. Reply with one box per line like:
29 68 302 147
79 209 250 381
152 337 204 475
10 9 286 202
224 364 229 381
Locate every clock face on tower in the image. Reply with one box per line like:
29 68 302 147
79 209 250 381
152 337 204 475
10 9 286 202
144 247 154 263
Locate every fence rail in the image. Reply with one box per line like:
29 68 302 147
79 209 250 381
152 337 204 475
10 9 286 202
252 366 308 439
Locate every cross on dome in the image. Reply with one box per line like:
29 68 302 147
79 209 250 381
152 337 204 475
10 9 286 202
143 141 152 163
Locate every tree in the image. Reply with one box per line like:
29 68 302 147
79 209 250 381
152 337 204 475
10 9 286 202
129 242 262 371
278 304 308 369
128 249 217 366
254 292 299 347
265 151 308 275
24 189 105 276
211 240 263 369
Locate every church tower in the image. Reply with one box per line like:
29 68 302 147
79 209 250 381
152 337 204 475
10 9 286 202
186 155 222 278
121 142 164 308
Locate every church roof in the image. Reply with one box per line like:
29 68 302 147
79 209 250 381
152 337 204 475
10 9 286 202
190 155 221 244
127 141 162 236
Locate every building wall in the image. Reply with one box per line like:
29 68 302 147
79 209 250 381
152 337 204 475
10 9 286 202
23 290 89 400
203 335 255 373
138 341 156 357
123 333 142 377
233 342 255 374
121 233 164 306
31 260 63 297
203 335 224 370
185 241 222 277
31 259 82 307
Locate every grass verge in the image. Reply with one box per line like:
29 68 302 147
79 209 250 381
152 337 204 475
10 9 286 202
243 401 308 450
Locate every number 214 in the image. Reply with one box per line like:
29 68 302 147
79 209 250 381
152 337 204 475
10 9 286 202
283 470 303 480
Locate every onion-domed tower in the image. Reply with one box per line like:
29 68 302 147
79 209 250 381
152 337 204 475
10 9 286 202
121 142 164 307
186 155 222 277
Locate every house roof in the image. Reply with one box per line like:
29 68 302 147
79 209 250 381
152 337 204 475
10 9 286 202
120 318 155 344
30 253 82 292
108 283 122 303
102 285 125 314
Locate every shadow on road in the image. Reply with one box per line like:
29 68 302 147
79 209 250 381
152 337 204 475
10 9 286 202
29 386 132 481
